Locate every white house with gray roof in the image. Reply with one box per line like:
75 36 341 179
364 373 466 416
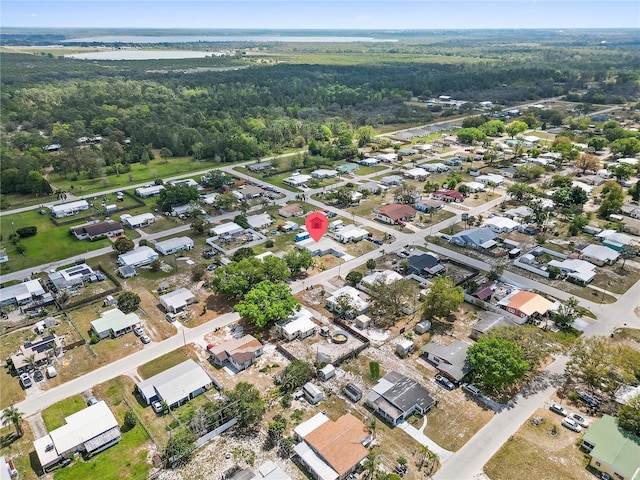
154 236 194 255
136 359 213 408
365 371 434 425
580 244 620 266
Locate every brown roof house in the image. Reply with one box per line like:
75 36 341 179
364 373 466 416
71 220 124 241
497 290 554 321
293 412 371 480
374 204 416 225
278 203 304 218
208 335 263 372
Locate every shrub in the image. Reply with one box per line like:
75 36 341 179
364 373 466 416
90 333 101 344
16 226 37 238
123 410 137 430
265 239 274 248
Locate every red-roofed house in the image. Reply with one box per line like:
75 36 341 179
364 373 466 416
207 335 263 372
374 204 416 225
432 190 464 203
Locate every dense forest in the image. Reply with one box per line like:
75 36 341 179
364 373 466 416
1 29 639 196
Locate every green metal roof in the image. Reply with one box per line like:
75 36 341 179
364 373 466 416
582 415 640 478
337 163 358 172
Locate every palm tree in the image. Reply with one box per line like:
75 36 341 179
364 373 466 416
2 405 24 437
362 452 378 480
368 418 377 441
55 189 67 201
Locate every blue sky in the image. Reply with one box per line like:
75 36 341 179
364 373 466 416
2 1 639 29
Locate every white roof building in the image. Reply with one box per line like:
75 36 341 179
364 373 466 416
463 181 486 193
135 185 165 198
210 222 245 237
91 308 141 339
404 167 429 179
483 216 521 233
360 270 404 289
548 258 596 285
50 200 90 218
311 169 338 179
136 359 213 408
279 308 316 340
375 153 398 163
154 236 194 255
118 246 159 268
581 244 620 266
333 225 369 243
476 174 505 185
120 212 155 228
297 237 346 258
159 288 196 313
326 286 370 315
0 279 46 307
34 401 121 472
246 213 274 230
572 181 594 196
283 174 312 187
201 192 219 205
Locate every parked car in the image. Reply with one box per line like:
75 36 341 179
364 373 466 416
577 391 601 407
462 383 481 396
87 396 98 406
434 374 455 390
133 326 144 337
549 402 568 416
561 417 583 432
569 413 589 428
152 401 164 413
207 264 218 271
33 370 44 382
19 373 32 389
140 335 151 344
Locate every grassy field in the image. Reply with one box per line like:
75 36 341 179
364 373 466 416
137 347 196 379
41 395 86 431
0 423 38 480
483 409 592 480
0 209 119 273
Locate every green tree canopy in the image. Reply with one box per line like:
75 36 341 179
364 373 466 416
158 184 200 212
284 249 313 278
226 382 266 428
598 181 625 219
467 336 529 391
234 280 300 328
618 392 640 436
112 236 134 255
421 277 464 320
505 120 528 138
117 291 141 313
279 360 316 392
456 128 486 145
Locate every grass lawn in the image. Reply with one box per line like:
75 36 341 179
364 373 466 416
0 209 118 273
0 369 26 409
137 347 197 379
53 422 150 480
41 395 86 431
483 409 592 480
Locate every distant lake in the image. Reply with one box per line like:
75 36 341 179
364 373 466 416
66 50 224 60
62 35 396 44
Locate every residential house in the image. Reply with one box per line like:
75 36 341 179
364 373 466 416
358 182 387 194
547 258 596 285
293 413 371 480
359 158 380 166
476 174 505 186
136 359 213 409
278 204 304 218
572 181 594 197
621 216 640 236
0 279 46 307
581 415 640 480
450 228 497 249
311 169 338 179
407 253 445 276
34 402 121 472
580 244 620 266
159 288 195 313
483 216 520 233
154 236 194 255
279 308 317 340
208 335 263 371
71 220 124 241
423 163 449 173
210 222 245 237
135 185 165 198
374 204 416 225
498 290 554 320
504 206 534 221
326 286 370 316
336 163 358 174
379 175 404 187
297 237 346 258
463 181 485 193
283 174 312 187
432 190 464 203
421 340 472 383
234 185 264 200
48 263 95 291
118 265 136 279
596 230 635 251
415 199 445 212
470 312 516 340
11 334 64 373
168 178 199 188
0 249 8 264
120 212 155 229
333 225 369 243
246 213 274 230
404 168 429 181
375 153 398 163
248 161 272 172
118 246 159 268
90 308 141 339
365 371 434 426
50 200 90 218
359 270 404 291
621 204 640 219
201 192 219 206
170 204 204 218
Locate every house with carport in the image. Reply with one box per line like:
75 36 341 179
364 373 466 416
118 246 159 268
159 288 195 313
120 212 155 229
136 359 213 409
71 220 124 241
50 200 90 218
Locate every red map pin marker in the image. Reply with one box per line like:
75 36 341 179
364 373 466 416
305 212 329 242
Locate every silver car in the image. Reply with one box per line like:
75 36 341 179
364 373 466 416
549 403 568 416
569 412 589 428
561 417 582 432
